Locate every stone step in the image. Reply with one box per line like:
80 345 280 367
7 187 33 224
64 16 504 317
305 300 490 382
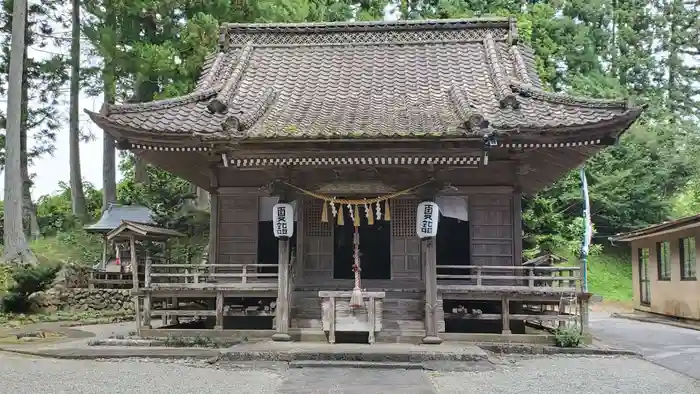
289 360 423 370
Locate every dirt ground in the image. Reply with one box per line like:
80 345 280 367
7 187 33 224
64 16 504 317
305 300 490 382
590 300 633 314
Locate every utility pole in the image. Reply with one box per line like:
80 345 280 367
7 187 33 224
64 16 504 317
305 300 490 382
3 0 35 263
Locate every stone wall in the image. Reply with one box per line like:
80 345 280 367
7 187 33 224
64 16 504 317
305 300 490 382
30 285 134 314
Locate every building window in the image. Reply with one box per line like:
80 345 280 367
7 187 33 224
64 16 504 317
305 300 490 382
680 237 696 280
656 241 671 280
639 248 650 306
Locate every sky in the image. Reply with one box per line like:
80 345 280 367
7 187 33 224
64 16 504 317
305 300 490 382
0 78 118 199
0 5 403 200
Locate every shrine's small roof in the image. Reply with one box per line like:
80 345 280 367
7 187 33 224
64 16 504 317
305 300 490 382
87 18 642 144
106 220 185 241
84 204 154 233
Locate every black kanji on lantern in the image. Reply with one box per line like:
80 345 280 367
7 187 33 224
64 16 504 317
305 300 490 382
276 206 288 236
421 204 434 235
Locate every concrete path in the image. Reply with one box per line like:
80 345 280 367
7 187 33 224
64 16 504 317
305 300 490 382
590 311 700 379
2 352 698 393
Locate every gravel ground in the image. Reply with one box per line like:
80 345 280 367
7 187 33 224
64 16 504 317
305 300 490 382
2 353 699 393
0 353 284 394
429 356 700 394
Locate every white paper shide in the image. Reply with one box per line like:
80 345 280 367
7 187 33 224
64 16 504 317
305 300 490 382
272 203 294 238
416 201 439 238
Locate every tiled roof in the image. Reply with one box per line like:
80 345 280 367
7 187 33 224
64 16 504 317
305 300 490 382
84 204 154 233
86 18 643 142
106 220 185 241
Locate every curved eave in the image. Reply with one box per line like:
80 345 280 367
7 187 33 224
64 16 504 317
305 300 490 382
499 105 645 139
85 109 207 141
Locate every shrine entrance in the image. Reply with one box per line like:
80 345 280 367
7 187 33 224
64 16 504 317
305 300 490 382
333 198 391 280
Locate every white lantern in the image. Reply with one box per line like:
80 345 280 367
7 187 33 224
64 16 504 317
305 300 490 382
272 203 294 238
416 201 440 238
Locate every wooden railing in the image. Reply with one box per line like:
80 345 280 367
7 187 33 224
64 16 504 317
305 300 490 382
436 265 581 289
88 271 144 289
145 263 279 288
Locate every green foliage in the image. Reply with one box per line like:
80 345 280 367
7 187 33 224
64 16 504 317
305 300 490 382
553 325 583 348
1 263 61 313
0 264 10 295
35 182 103 237
558 248 632 302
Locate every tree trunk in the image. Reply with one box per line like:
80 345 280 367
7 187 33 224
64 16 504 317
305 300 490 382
196 187 210 210
69 0 87 222
3 0 36 264
134 157 148 184
101 1 117 212
19 13 39 242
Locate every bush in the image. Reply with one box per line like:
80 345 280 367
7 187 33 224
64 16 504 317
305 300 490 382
1 263 62 313
553 325 583 348
0 264 11 295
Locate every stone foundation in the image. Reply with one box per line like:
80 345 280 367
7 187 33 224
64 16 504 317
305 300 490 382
30 286 134 314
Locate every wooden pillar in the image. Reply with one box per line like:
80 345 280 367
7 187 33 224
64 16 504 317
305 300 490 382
101 236 108 270
501 296 511 334
143 252 152 329
209 190 219 271
272 238 292 341
215 291 224 330
579 297 589 334
129 235 142 334
422 237 442 344
171 297 179 325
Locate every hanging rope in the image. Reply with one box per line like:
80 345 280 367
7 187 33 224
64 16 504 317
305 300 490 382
281 180 430 205
281 180 430 225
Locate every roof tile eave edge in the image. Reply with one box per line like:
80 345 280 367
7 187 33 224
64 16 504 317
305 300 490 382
610 214 700 241
499 106 644 136
510 81 637 110
101 87 220 116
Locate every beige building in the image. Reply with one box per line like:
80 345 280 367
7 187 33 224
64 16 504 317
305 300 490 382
612 214 700 320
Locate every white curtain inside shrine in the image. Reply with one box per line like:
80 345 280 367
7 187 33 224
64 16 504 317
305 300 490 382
435 196 468 221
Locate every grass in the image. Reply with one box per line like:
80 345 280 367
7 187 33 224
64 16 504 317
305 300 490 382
558 247 633 302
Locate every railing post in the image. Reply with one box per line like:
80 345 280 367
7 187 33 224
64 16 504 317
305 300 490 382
476 266 483 286
528 268 534 287
88 271 95 290
242 264 248 284
215 291 224 330
144 256 152 288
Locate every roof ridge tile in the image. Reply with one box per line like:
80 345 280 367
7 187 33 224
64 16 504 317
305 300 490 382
207 41 255 114
483 33 519 109
447 85 490 134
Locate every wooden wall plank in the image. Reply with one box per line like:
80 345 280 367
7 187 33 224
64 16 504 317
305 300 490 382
217 192 259 276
